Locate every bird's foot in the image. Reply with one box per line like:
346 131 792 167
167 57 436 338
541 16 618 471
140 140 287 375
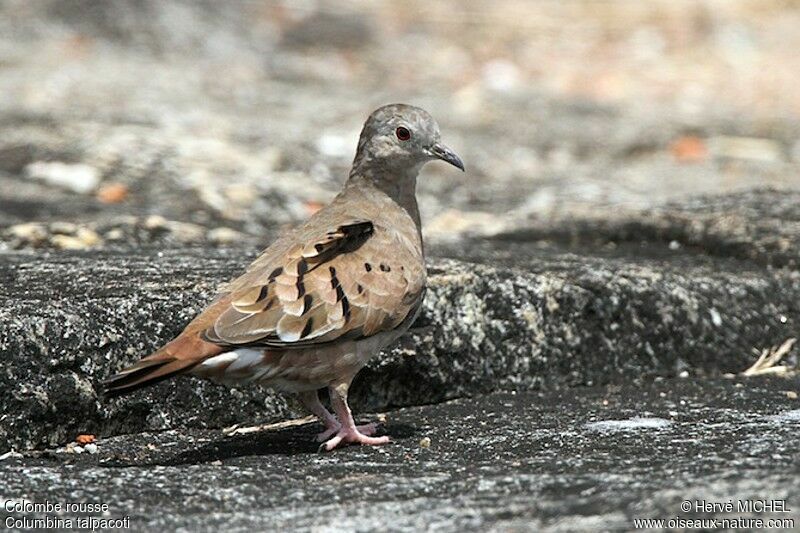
318 424 389 451
315 422 379 443
315 423 340 443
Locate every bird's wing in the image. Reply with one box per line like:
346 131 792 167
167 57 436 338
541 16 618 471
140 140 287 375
204 219 425 348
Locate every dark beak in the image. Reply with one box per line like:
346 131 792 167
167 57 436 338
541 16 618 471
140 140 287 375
429 142 465 172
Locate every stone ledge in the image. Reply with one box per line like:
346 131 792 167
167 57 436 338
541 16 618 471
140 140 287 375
2 377 799 531
1 243 797 451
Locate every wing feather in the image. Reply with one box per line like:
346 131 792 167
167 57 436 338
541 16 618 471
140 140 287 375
207 219 424 349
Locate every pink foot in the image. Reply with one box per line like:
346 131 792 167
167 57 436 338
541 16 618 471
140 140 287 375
315 422 379 443
319 425 390 451
315 425 339 443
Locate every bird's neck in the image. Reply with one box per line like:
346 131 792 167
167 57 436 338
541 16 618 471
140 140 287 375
346 163 422 229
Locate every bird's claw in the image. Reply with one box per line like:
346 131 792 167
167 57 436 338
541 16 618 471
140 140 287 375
315 422 379 442
317 424 389 452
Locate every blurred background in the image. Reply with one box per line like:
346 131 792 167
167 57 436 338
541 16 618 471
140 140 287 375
1 0 798 250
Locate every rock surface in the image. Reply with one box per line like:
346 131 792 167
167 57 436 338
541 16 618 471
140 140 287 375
2 189 799 453
2 1 800 248
2 2 800 530
493 188 800 269
2 377 799 531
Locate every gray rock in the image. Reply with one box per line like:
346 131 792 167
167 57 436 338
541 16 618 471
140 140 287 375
24 161 100 194
493 188 800 268
280 11 373 50
1 2 799 527
2 194 798 452
2 377 798 531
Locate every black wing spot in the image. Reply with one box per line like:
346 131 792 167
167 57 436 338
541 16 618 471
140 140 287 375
268 267 283 281
379 263 390 272
301 221 374 272
364 263 372 272
341 221 374 238
341 295 351 322
297 258 309 276
357 284 364 294
256 285 269 302
330 221 374 255
300 317 314 339
329 266 339 289
301 294 313 315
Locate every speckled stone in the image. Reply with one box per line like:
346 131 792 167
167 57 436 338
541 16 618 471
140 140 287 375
2 378 798 531
1 232 797 452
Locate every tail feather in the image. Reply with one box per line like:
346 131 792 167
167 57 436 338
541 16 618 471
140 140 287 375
104 333 224 397
104 358 200 397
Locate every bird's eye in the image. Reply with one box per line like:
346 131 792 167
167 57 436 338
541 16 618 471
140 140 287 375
395 127 411 141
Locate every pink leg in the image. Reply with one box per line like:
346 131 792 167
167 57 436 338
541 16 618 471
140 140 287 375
320 381 390 452
298 390 377 442
297 390 340 442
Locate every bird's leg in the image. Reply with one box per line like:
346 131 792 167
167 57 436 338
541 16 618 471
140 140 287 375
320 380 390 451
297 390 341 442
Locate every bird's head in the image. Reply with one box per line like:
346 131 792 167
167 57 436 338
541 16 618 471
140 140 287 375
352 104 464 177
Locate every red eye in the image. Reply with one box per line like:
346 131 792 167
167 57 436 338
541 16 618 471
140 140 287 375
395 127 411 141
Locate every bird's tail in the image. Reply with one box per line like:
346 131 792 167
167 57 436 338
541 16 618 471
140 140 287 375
104 333 224 397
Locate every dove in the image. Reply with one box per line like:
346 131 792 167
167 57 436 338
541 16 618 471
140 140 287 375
105 103 464 451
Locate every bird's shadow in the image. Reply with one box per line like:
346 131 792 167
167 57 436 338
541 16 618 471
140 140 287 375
102 423 419 467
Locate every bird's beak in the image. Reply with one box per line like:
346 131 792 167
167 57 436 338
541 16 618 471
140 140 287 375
429 142 465 172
